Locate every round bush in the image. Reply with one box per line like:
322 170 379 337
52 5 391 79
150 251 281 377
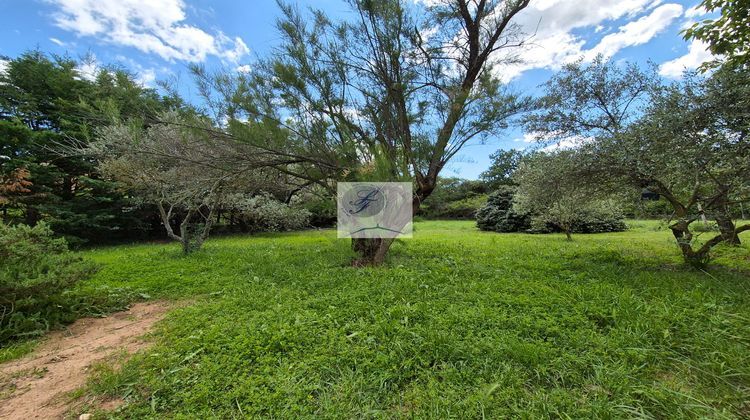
476 186 531 232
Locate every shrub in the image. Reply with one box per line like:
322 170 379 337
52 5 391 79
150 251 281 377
568 204 628 233
426 194 488 219
421 178 489 219
297 195 336 227
235 194 311 232
476 186 531 232
528 201 627 234
0 222 97 344
477 188 626 234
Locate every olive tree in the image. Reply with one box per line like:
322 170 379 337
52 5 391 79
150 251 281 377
591 68 750 264
528 57 750 265
93 113 275 253
197 0 532 265
513 151 622 241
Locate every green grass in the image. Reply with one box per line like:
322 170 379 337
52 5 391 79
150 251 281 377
0 339 39 364
76 221 750 418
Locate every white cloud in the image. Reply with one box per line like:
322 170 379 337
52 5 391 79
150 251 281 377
541 135 591 152
235 64 251 73
584 4 683 60
493 1 684 81
512 130 592 151
136 68 157 87
0 59 8 75
659 39 713 78
48 0 249 63
49 37 66 46
514 132 540 143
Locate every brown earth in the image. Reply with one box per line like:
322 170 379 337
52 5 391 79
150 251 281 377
0 301 170 419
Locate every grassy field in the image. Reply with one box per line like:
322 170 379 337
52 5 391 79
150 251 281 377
69 221 750 417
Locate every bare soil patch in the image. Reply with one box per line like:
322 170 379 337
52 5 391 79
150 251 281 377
0 301 170 419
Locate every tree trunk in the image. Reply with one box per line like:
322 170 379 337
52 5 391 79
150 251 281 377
351 238 394 266
709 187 741 245
669 220 710 267
349 183 426 266
697 202 708 228
564 230 572 241
715 213 741 245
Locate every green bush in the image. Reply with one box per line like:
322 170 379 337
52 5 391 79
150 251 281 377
420 178 489 219
235 194 312 232
427 194 488 219
529 201 627 234
476 187 531 232
297 195 336 227
0 222 97 344
477 188 626 234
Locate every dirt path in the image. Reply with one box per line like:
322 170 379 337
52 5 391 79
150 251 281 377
0 301 171 419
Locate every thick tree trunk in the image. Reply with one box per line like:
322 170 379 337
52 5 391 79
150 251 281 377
350 185 427 266
351 238 394 266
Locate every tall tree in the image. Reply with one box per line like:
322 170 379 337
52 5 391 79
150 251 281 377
0 51 178 243
199 0 532 264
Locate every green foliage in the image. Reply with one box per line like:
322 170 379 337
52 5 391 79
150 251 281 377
526 56 749 260
683 0 749 70
0 222 97 343
476 186 531 232
295 193 336 227
533 201 628 234
514 151 626 239
480 149 523 189
234 194 311 232
523 55 656 140
420 177 488 219
0 50 177 244
477 186 625 234
71 221 750 418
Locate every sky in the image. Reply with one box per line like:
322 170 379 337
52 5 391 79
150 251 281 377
0 0 715 179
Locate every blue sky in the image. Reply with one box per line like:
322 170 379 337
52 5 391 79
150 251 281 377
0 0 713 179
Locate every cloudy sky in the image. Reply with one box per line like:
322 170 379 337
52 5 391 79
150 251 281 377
0 0 713 178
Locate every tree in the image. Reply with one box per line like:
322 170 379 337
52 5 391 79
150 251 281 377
93 111 303 253
198 0 532 265
530 57 749 265
514 151 606 241
480 149 523 189
683 0 750 70
591 68 750 264
0 51 178 243
94 114 247 253
0 167 32 220
523 55 656 141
